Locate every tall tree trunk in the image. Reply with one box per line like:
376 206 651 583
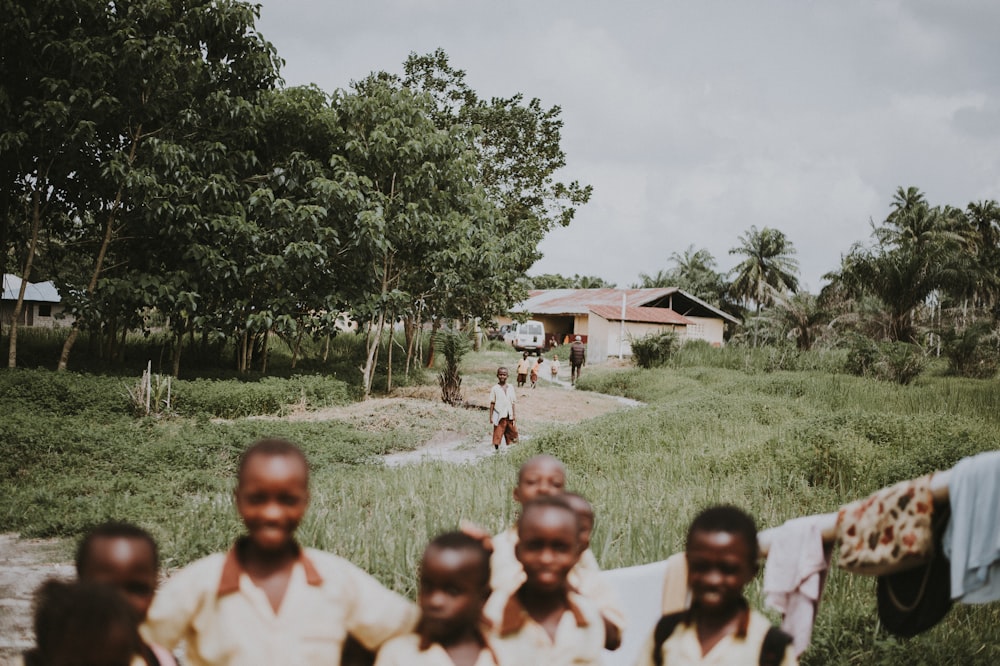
425 318 441 368
58 124 142 371
7 188 43 368
386 316 394 393
262 328 271 375
360 312 385 398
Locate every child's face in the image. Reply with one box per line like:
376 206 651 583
79 536 158 621
497 368 508 384
515 506 580 593
686 529 756 616
235 452 310 553
513 459 566 504
418 546 488 643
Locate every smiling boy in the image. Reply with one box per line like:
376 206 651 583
375 532 498 666
635 506 796 666
489 456 625 650
144 438 417 665
484 496 605 665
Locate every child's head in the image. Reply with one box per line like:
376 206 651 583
513 454 567 504
685 505 759 616
236 438 310 553
563 492 594 553
75 522 159 621
515 496 581 594
496 367 509 383
553 355 558 361
522 351 529 359
417 531 491 644
31 578 142 666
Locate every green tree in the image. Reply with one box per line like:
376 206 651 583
829 187 969 343
728 226 800 313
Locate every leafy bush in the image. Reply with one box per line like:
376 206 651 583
874 342 926 385
943 323 1000 379
173 375 353 418
435 328 471 405
844 336 925 384
630 330 679 369
844 334 880 377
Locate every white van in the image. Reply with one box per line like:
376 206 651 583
512 320 547 355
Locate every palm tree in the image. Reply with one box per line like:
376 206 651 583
728 226 800 313
766 289 831 351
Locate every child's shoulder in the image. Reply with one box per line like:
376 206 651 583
375 631 422 659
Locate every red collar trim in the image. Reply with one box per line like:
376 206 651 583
216 539 323 597
497 587 588 636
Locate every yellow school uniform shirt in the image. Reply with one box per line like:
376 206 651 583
490 526 627 631
633 607 798 666
373 632 500 666
483 585 605 666
143 542 418 666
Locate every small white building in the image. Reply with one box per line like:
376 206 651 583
1 274 74 328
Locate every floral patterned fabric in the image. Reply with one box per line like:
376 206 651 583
836 475 935 576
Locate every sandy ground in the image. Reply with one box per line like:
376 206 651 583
0 372 639 662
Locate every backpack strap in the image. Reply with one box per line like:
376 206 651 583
759 626 794 666
652 612 686 666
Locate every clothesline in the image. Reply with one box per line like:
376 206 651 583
757 468 952 557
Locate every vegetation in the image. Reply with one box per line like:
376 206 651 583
3 350 999 663
435 328 471 405
629 330 679 369
2 10 586 392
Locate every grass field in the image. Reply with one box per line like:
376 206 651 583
2 343 999 664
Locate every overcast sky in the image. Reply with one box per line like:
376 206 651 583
254 0 1000 292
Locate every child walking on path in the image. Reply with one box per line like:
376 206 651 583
144 438 417 665
489 367 518 451
516 353 532 388
530 357 543 388
550 355 561 381
634 506 796 666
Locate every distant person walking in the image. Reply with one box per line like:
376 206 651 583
515 352 532 388
569 335 586 385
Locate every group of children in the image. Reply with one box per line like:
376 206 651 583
515 353 560 389
23 442 796 666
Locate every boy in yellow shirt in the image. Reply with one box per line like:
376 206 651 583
144 438 417 665
490 455 625 650
484 496 605 665
375 532 499 666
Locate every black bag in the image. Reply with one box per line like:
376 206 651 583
876 503 953 638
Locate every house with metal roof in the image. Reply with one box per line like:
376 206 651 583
2 274 74 328
505 288 739 362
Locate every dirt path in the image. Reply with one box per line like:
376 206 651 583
0 376 639 661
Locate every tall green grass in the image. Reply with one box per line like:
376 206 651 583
3 358 1000 663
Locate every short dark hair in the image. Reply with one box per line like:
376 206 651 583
686 505 759 564
563 492 594 520
32 579 141 662
424 531 491 587
75 522 159 575
516 454 567 486
518 495 580 535
238 438 309 483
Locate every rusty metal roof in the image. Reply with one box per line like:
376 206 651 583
513 288 675 315
589 304 693 325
